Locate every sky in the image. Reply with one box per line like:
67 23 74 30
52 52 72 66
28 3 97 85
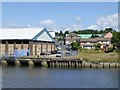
2 2 118 32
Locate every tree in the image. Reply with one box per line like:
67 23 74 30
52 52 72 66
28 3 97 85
111 32 120 50
94 43 101 50
64 31 69 35
71 41 81 50
63 31 69 37
59 31 63 36
55 32 59 36
103 28 114 33
91 34 99 38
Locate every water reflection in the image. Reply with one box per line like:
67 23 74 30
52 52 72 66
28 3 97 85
2 66 118 88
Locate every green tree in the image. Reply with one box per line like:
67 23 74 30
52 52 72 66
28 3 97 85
55 32 59 36
94 43 101 50
103 28 115 34
59 31 63 36
71 41 81 50
111 32 120 50
91 34 99 38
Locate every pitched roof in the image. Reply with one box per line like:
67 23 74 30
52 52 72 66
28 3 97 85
80 38 97 43
80 37 111 43
94 37 111 41
78 34 102 38
104 32 113 38
66 33 80 37
0 28 55 42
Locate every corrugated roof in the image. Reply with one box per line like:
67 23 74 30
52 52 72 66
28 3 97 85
49 31 55 38
78 34 102 38
0 28 55 42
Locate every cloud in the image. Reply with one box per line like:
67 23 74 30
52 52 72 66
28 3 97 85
65 14 69 17
2 23 32 28
87 13 118 30
87 24 100 30
38 19 57 31
60 16 83 32
26 24 31 28
76 16 81 24
76 16 81 21
59 24 83 32
58 14 69 18
96 13 118 30
38 19 55 26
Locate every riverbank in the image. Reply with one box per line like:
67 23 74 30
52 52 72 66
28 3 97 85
76 50 119 62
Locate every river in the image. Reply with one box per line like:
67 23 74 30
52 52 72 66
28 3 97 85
2 66 118 88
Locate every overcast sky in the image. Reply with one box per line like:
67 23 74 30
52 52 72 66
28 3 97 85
2 2 118 32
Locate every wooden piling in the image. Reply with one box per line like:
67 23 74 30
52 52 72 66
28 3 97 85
15 60 21 66
2 60 8 66
28 60 34 66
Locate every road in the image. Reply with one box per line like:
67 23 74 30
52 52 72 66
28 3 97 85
58 45 78 57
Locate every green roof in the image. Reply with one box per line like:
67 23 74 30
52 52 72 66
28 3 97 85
78 34 102 38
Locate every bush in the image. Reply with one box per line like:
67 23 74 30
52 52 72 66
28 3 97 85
94 43 101 50
71 42 81 50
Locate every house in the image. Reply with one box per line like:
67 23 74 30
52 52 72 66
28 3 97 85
80 32 113 49
104 32 113 38
80 38 97 49
0 28 56 56
64 33 80 45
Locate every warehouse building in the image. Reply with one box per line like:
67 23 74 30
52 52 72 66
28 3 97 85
0 28 56 56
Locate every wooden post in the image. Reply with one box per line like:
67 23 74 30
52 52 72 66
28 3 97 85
41 42 43 53
115 63 117 68
51 43 52 51
14 41 16 49
46 42 48 53
5 41 8 55
109 63 111 68
29 41 33 55
21 41 23 49
90 63 92 68
53 43 55 51
74 61 77 67
103 62 104 68
35 43 37 55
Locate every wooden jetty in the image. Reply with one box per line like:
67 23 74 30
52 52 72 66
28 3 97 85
1 57 119 68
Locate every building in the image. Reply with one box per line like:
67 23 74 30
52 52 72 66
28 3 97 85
80 32 113 49
64 33 80 45
103 32 113 38
0 28 56 56
80 38 97 49
79 34 102 39
80 37 112 49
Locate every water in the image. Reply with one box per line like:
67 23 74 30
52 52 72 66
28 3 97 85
2 66 118 88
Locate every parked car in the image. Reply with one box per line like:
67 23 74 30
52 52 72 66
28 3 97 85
51 50 57 54
56 51 62 57
57 46 61 50
66 51 71 56
40 52 46 55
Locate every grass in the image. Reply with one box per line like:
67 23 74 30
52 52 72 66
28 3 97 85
76 50 119 62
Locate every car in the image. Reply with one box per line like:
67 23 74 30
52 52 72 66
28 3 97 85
56 51 62 57
57 46 61 50
66 47 70 51
66 51 71 56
